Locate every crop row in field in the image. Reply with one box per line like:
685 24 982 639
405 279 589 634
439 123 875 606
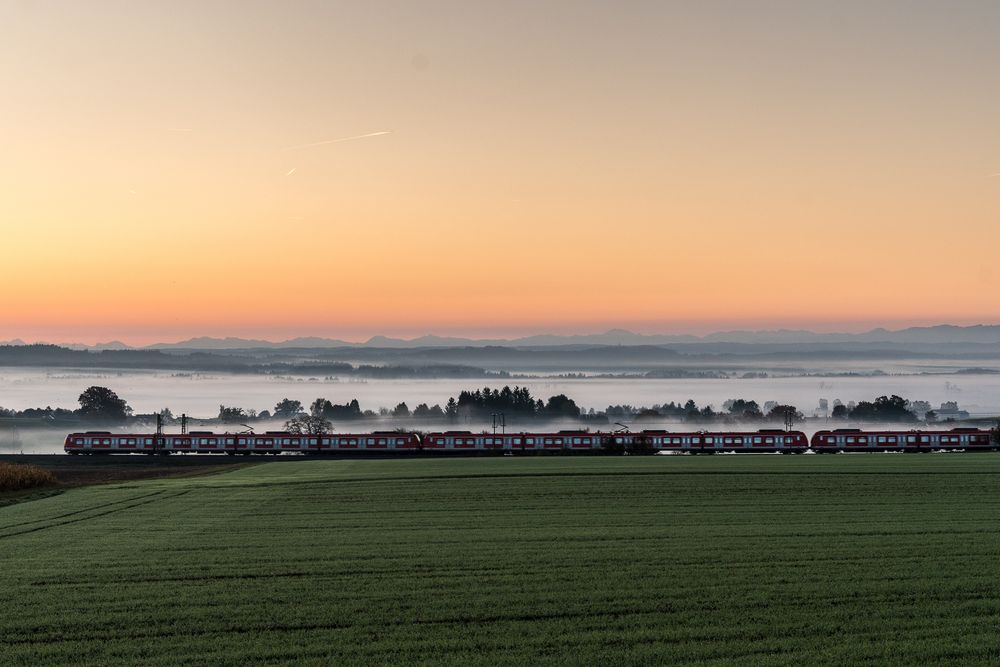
2 456 1000 665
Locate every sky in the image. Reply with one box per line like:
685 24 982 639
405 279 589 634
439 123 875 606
1 0 999 345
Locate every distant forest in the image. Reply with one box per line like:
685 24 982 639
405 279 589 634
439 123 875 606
4 343 1000 382
0 344 504 379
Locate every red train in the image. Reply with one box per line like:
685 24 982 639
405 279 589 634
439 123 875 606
63 426 996 455
810 427 994 452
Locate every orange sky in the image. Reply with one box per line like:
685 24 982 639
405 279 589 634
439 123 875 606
1 1 999 345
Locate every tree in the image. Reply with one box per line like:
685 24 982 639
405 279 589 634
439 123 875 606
445 397 458 420
310 398 364 420
392 402 411 418
285 414 331 435
766 404 803 424
311 398 332 418
218 405 248 423
273 398 303 419
77 386 132 422
725 399 763 420
544 394 580 419
848 395 916 422
413 403 444 419
831 404 848 419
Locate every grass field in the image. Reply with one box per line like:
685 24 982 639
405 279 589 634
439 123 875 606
2 455 1000 665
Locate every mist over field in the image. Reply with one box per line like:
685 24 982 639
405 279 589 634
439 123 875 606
3 326 1000 453
2 368 997 417
3 365 998 454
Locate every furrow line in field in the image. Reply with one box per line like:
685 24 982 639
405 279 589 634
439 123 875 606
0 491 190 540
0 490 168 530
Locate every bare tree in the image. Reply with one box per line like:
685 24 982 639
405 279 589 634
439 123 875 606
285 414 332 435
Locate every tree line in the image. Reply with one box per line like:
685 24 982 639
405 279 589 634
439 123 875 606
0 385 965 432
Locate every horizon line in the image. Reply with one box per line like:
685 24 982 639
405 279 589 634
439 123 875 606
4 321 1000 348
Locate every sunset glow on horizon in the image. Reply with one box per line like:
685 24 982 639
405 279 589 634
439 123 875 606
3 1 999 345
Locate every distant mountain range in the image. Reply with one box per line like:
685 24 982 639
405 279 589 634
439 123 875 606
4 324 1000 351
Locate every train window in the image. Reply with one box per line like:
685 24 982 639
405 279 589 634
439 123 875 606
764 438 773 444
858 438 867 444
920 436 929 443
704 437 713 444
573 438 581 445
847 437 855 443
724 438 732 444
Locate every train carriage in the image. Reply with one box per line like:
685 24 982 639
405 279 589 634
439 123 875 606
810 427 995 452
420 431 603 452
634 430 809 453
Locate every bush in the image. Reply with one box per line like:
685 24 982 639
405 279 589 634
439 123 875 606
0 463 57 492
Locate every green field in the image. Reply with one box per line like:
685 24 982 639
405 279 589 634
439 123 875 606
2 455 1000 665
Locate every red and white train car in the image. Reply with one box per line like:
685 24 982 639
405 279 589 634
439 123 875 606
634 429 809 453
421 431 602 452
64 431 420 455
810 427 995 452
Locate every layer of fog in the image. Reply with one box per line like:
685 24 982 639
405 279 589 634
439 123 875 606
2 368 997 417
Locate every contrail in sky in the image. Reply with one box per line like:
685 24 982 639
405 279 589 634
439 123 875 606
286 167 297 176
283 131 391 151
